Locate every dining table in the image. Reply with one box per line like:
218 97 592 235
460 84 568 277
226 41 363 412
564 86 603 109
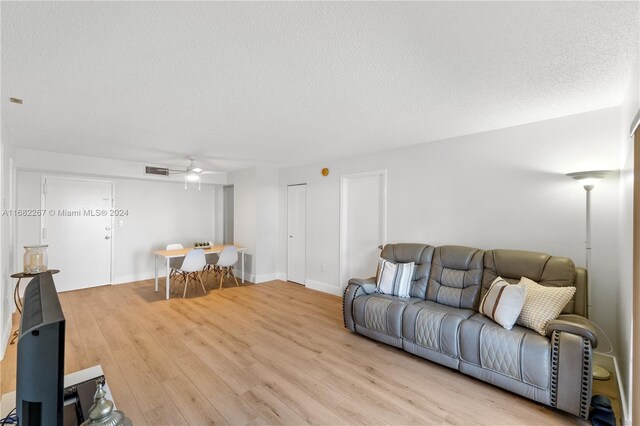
152 245 247 299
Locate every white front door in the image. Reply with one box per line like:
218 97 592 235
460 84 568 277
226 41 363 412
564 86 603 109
340 170 387 290
42 177 113 292
287 184 306 284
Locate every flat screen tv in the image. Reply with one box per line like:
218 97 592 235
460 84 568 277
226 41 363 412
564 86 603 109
16 271 65 426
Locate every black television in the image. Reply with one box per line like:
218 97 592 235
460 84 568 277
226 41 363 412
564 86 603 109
16 271 65 426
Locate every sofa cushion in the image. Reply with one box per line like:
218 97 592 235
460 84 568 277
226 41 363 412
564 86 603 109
376 259 415 297
459 314 550 390
353 294 421 339
483 249 580 315
478 277 527 330
402 300 475 359
426 246 484 309
380 243 435 299
516 277 576 335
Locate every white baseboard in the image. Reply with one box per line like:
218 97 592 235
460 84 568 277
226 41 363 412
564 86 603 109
253 273 279 283
594 352 630 425
276 273 287 281
304 279 342 296
0 313 13 360
237 271 279 284
613 355 631 426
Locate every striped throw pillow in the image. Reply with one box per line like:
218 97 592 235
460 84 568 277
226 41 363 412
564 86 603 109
479 277 527 330
375 259 415 298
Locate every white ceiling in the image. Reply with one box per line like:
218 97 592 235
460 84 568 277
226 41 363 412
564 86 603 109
1 1 638 172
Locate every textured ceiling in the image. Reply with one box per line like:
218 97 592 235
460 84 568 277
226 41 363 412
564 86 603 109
1 1 638 172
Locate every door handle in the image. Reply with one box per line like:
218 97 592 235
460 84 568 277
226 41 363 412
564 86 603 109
105 236 111 240
289 235 293 238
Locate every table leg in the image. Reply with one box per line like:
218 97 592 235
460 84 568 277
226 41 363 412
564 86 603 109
10 330 19 345
154 255 158 292
14 278 22 314
165 258 170 300
242 251 245 283
11 278 22 345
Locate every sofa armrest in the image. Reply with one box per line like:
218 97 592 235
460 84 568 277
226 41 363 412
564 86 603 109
549 327 594 419
343 278 376 331
348 277 377 294
547 314 597 348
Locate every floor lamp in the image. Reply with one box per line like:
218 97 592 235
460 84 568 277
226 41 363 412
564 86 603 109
567 169 614 380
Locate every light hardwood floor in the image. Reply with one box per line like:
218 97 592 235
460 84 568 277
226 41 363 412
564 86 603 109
0 278 614 425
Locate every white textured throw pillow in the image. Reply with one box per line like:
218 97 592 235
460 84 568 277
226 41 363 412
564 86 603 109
376 259 415 298
479 277 527 330
516 276 576 335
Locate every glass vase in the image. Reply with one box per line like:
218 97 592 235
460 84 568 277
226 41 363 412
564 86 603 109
23 245 48 274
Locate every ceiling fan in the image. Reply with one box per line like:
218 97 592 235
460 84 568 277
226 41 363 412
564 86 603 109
146 157 216 176
171 157 219 175
145 157 217 189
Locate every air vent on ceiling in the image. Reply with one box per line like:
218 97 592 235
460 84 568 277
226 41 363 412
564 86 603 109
145 166 170 176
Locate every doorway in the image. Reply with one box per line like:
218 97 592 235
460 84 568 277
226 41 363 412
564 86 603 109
223 185 234 244
340 170 387 291
41 176 113 292
287 184 306 285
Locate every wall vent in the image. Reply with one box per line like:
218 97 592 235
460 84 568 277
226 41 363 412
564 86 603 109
145 166 170 176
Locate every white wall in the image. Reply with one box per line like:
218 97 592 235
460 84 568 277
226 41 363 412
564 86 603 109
227 168 257 279
214 186 224 245
227 166 279 283
0 135 16 359
278 107 622 346
16 170 220 285
617 40 639 425
255 167 279 282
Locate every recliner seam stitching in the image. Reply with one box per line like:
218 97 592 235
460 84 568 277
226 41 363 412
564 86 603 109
454 318 463 358
459 271 465 308
477 323 485 367
540 256 551 282
437 313 447 354
363 296 372 329
518 333 525 382
385 300 393 336
413 307 425 344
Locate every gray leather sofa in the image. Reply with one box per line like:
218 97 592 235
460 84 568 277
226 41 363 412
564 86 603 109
343 244 596 419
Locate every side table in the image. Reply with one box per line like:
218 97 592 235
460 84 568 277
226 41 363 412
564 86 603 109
10 269 60 344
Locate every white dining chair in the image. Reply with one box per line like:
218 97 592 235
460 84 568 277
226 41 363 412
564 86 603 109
175 249 207 298
215 245 239 290
167 243 184 280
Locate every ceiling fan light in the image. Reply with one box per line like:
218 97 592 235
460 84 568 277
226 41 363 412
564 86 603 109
185 173 200 182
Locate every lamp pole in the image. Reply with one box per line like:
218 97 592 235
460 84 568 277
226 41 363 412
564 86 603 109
584 184 593 318
567 170 614 381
